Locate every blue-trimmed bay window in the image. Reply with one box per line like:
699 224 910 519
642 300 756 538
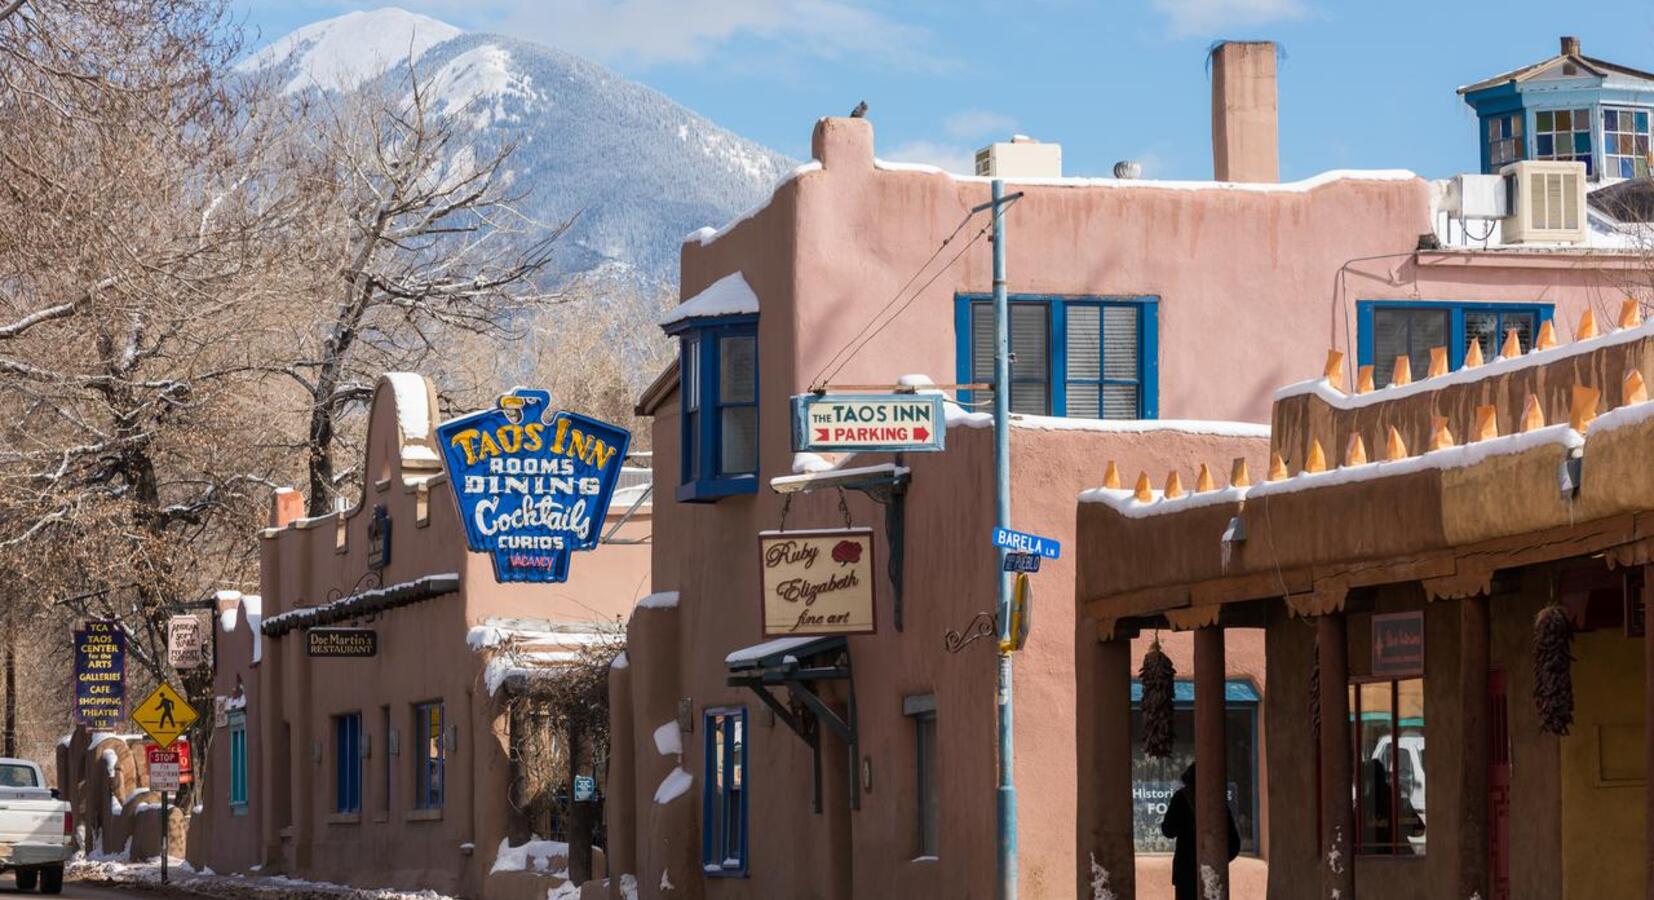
955 295 1159 419
1358 301 1553 389
670 318 758 502
702 708 748 876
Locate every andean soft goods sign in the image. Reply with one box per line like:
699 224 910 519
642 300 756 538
436 388 631 583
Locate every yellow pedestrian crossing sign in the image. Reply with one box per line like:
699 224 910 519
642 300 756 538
131 683 197 749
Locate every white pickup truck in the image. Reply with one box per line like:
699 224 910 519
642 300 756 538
0 759 69 893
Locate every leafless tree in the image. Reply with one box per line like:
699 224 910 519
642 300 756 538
272 70 573 516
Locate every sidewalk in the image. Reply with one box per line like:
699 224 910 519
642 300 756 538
69 856 458 900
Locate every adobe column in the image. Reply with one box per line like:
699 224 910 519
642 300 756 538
1645 565 1654 900
1077 626 1136 899
1458 594 1490 899
1194 625 1229 899
1318 613 1355 898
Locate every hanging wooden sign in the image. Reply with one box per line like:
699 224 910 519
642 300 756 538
758 528 877 637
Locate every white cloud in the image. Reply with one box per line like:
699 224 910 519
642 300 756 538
944 110 1018 140
882 140 977 175
1149 0 1311 38
331 0 952 71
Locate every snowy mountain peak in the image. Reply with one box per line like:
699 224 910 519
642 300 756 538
241 7 463 94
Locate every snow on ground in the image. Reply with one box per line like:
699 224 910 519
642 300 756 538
71 852 457 898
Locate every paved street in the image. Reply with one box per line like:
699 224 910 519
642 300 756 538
0 874 187 899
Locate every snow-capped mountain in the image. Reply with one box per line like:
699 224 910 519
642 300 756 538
242 8 796 285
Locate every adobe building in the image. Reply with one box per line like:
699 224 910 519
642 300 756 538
187 373 653 899
1075 303 1654 899
604 37 1654 900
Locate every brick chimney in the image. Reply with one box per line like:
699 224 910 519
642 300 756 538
1210 41 1280 183
1560 35 1580 56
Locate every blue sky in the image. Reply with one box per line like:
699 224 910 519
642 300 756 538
240 0 1654 181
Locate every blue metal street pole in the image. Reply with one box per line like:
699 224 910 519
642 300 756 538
990 177 1017 900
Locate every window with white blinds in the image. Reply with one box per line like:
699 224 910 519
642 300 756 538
1362 302 1550 389
965 297 1153 420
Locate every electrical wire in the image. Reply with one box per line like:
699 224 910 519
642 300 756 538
818 220 995 387
809 207 981 389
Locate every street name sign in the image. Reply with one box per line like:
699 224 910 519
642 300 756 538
792 394 945 453
147 746 181 792
131 683 198 749
992 527 1061 559
1002 552 1041 573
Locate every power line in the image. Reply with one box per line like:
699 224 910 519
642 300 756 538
809 207 982 389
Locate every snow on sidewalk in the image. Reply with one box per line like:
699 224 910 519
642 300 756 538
70 853 458 899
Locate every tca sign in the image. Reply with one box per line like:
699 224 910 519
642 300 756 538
436 388 631 583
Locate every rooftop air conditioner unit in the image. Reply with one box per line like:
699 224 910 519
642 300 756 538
1499 160 1587 245
1442 174 1508 219
974 135 1062 178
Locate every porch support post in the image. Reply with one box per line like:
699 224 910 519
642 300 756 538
1194 625 1229 900
1458 593 1490 900
1078 631 1137 899
1318 612 1355 899
1645 565 1654 900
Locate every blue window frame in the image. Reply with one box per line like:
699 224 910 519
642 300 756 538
228 713 248 812
1603 107 1652 180
668 318 758 502
334 712 362 814
954 295 1159 419
414 701 445 809
1357 301 1553 389
702 708 748 876
1534 107 1594 175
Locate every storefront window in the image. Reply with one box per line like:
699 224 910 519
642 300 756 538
702 708 747 876
414 702 445 809
1129 680 1259 854
1350 679 1426 855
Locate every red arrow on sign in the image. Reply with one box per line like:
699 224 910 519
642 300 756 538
913 426 929 441
816 428 830 441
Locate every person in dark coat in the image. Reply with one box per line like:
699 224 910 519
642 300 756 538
1159 764 1242 900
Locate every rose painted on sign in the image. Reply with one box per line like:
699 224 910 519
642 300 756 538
831 540 862 567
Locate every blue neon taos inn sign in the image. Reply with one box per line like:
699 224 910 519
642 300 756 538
436 387 631 583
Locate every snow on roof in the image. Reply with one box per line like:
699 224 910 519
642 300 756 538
635 591 679 610
382 372 433 442
724 636 822 666
1081 424 1584 517
685 162 822 247
238 8 462 94
873 160 1418 193
658 273 760 327
1276 317 1654 409
770 463 908 492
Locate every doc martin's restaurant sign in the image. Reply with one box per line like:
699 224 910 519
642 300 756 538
437 388 631 583
758 528 877 636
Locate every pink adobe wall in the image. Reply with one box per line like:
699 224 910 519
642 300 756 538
201 375 654 897
191 595 262 874
638 116 1649 899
